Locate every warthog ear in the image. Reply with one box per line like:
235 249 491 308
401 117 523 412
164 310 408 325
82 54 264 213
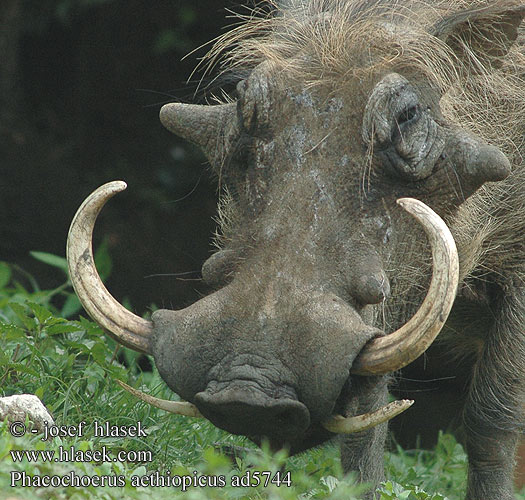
159 102 239 169
432 4 525 69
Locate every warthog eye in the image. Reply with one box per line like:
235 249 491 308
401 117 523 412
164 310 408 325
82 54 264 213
363 73 445 181
391 104 422 144
396 104 420 126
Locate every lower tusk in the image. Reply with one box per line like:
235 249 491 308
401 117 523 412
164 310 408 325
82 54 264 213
116 380 203 418
322 399 414 434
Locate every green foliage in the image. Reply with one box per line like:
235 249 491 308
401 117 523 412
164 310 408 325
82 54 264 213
384 433 468 499
378 481 448 500
1 259 525 499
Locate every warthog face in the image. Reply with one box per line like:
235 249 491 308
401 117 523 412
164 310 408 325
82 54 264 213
67 1 523 454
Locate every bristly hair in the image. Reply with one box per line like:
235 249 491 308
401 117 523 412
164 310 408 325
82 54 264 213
204 0 459 92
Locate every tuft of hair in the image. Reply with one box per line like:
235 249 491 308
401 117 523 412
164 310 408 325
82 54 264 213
213 186 239 251
206 0 460 92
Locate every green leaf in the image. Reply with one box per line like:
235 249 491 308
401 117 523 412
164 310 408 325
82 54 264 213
0 262 11 289
90 342 107 365
61 294 82 318
94 237 112 281
78 440 91 452
132 465 146 477
320 475 340 492
30 251 68 274
45 323 83 335
8 302 35 330
0 432 13 460
0 350 9 367
7 362 39 377
27 302 53 325
0 324 26 341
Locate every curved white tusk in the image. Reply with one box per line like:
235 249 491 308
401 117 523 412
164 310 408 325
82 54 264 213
322 399 414 434
116 380 203 418
351 198 459 375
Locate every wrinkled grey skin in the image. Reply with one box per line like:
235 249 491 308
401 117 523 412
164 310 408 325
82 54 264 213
153 2 525 499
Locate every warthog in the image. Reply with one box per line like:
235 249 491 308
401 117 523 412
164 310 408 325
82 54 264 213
66 1 525 498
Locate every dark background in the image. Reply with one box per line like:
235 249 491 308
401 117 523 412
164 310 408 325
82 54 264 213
1 0 249 314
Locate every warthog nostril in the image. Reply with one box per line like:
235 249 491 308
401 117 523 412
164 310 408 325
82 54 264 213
194 386 310 440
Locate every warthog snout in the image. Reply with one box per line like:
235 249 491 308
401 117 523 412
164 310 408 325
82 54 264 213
195 383 310 440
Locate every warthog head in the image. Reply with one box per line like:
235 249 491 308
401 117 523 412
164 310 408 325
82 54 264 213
67 1 523 453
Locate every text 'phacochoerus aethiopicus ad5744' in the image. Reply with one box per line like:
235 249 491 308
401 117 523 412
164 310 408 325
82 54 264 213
66 2 525 498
